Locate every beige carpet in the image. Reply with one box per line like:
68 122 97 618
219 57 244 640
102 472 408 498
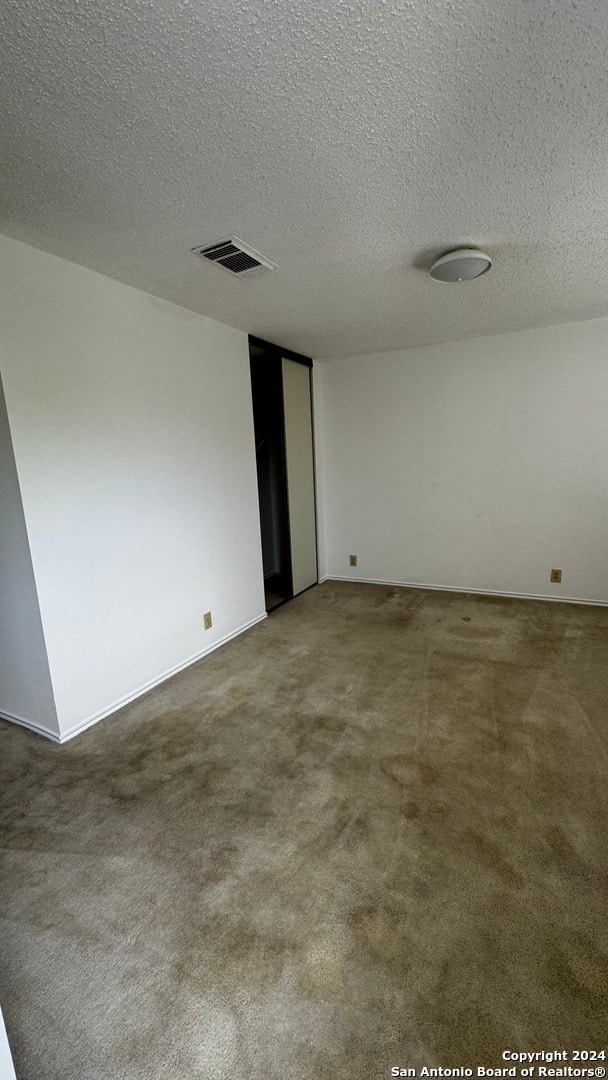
1 581 607 1079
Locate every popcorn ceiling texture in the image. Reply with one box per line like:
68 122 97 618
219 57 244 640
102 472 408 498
1 0 608 357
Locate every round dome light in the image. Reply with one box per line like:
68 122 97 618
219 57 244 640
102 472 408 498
430 248 492 283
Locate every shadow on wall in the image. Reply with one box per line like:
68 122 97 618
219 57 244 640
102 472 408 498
0 372 58 736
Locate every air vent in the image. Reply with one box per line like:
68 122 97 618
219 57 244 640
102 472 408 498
192 235 277 276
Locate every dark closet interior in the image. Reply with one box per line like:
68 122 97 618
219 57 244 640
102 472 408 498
250 342 292 611
249 337 318 614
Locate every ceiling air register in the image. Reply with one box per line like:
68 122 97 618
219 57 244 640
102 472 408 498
192 236 277 276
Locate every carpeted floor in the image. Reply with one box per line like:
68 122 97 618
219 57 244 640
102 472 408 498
1 580 607 1080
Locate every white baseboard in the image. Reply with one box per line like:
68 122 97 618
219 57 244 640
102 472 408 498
59 612 268 743
321 575 608 607
1 612 267 745
0 709 61 742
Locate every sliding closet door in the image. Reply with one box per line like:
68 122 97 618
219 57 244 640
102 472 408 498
281 357 318 595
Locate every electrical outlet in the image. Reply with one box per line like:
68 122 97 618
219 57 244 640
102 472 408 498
203 611 212 629
349 554 358 567
550 569 562 584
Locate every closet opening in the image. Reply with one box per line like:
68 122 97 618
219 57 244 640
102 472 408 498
249 337 318 614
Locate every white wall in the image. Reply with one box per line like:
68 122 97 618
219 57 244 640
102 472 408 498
0 375 58 736
0 1007 16 1080
314 320 608 603
0 234 265 738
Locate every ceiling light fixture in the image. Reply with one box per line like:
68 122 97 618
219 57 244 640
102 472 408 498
430 248 492 283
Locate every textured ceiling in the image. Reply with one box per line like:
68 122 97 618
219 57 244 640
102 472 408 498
2 0 608 359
